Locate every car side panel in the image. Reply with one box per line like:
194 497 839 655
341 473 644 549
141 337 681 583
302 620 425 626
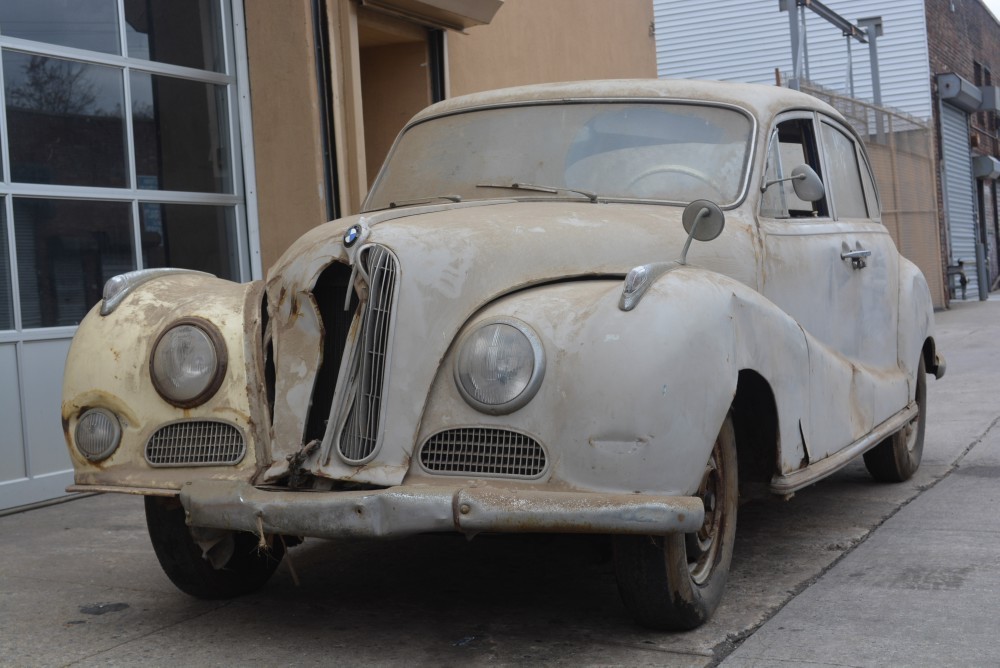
414 269 814 495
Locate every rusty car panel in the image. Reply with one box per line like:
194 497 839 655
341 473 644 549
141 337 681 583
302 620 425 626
62 79 943 629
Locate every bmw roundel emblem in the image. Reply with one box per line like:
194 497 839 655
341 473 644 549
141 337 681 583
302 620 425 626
344 225 360 247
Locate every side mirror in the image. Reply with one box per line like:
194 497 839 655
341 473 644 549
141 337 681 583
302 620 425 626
619 199 726 311
761 163 825 202
790 164 825 202
679 199 725 265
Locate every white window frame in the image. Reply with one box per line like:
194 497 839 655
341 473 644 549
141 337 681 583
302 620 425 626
0 0 261 340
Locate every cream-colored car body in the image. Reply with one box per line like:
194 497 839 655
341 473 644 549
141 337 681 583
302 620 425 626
63 79 942 541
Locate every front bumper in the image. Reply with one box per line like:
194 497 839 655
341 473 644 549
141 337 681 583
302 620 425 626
179 480 705 538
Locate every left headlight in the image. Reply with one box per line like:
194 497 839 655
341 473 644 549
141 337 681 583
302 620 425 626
454 317 545 415
150 317 227 407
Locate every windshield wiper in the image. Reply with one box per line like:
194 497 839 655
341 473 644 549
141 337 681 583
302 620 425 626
477 182 599 203
388 194 462 208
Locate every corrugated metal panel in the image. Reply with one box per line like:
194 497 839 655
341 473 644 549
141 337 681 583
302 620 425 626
654 0 933 119
941 103 979 299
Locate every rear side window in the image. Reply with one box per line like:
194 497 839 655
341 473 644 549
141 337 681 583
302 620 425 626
820 122 868 219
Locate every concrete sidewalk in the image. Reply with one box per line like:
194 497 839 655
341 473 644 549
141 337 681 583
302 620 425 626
723 298 1000 667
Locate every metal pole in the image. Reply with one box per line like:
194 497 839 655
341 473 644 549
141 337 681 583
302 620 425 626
846 34 854 97
858 17 884 142
857 17 883 106
801 8 810 81
786 0 801 90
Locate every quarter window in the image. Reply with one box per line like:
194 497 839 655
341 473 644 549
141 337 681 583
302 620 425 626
760 117 828 219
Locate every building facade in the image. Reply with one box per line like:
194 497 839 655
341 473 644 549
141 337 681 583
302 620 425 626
926 0 1000 300
0 0 656 511
653 0 1000 307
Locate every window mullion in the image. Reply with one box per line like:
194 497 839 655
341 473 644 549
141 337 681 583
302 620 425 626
0 48 10 187
0 37 233 86
5 195 21 331
131 200 143 272
118 1 141 273
228 0 259 280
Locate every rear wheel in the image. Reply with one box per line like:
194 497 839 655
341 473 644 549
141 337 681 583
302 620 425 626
864 355 927 483
613 412 738 630
145 496 284 599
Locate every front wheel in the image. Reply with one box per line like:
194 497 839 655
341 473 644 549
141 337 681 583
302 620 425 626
145 496 285 599
864 355 927 483
613 412 738 630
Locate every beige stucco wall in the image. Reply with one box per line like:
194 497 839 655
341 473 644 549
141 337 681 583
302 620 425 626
244 0 329 270
447 0 657 97
244 0 657 267
361 41 432 185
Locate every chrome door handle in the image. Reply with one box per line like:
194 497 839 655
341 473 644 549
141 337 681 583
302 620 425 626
841 242 871 269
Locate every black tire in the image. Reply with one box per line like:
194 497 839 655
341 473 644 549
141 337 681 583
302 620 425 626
864 355 927 483
144 495 284 599
613 412 738 630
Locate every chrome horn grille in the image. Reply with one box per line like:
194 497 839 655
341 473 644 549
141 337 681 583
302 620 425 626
419 428 547 478
337 244 398 463
145 420 246 466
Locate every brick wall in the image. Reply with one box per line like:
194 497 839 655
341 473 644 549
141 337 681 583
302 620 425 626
926 0 1000 296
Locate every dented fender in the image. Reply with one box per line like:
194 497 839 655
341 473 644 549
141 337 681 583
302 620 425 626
416 266 812 495
61 274 267 492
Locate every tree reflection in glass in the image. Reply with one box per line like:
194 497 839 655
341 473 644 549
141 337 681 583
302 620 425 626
4 52 127 188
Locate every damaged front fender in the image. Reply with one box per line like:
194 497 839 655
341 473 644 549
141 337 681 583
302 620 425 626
62 273 269 492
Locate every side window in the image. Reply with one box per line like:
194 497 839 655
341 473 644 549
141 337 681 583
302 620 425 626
820 122 868 219
858 153 882 222
760 117 828 219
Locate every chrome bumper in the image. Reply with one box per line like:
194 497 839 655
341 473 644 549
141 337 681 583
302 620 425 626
179 480 705 539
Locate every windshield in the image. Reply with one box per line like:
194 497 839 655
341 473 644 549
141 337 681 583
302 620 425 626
365 102 754 211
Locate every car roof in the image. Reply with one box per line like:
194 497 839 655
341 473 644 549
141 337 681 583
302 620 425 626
409 78 841 125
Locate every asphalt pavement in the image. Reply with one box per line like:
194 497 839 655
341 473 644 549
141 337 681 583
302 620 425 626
1 297 998 667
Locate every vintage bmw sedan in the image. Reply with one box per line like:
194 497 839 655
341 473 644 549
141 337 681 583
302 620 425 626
63 79 944 630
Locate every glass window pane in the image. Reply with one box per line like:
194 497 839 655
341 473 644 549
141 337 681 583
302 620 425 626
821 123 868 219
0 201 12 330
132 71 232 193
5 52 127 187
125 0 224 73
140 203 239 280
14 198 134 328
0 0 120 54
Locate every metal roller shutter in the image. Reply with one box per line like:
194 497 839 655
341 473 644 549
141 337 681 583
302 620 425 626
941 103 978 299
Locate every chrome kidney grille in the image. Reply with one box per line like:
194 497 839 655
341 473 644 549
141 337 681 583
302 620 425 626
337 245 398 463
419 428 547 479
145 420 246 466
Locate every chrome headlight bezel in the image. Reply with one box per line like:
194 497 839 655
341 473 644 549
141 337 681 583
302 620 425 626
149 317 228 408
453 317 546 415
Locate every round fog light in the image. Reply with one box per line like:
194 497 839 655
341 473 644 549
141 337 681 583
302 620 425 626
75 408 122 462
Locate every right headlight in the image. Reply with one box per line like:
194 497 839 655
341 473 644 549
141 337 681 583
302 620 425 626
454 317 545 415
150 318 227 407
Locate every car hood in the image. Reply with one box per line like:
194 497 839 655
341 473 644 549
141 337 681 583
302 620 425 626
269 199 754 293
263 200 757 484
